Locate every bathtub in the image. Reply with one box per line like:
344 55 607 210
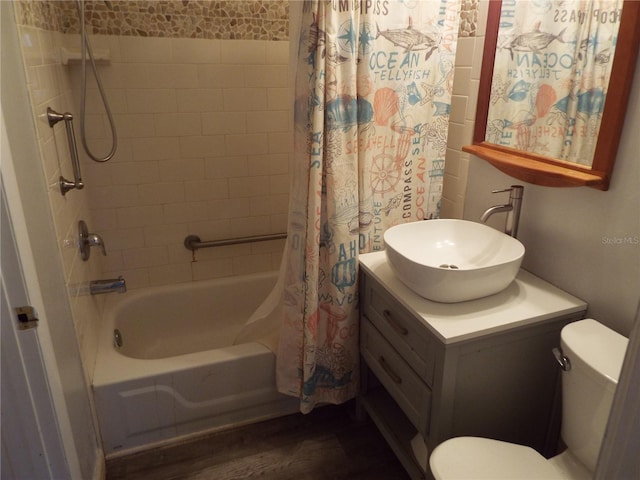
92 271 299 457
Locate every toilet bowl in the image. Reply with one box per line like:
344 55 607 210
429 319 628 480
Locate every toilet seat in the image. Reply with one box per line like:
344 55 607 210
430 437 564 479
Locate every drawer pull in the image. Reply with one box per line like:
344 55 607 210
378 356 402 384
383 309 408 336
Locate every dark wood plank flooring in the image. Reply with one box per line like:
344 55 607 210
106 401 410 480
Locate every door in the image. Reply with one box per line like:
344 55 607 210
1 187 71 479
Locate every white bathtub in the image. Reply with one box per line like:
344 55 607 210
92 271 299 457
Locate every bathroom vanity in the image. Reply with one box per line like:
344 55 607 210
358 251 587 479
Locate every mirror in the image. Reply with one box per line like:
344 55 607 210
464 0 640 190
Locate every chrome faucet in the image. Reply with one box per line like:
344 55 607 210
90 276 127 295
480 185 524 238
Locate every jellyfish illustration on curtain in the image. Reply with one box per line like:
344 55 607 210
238 0 461 413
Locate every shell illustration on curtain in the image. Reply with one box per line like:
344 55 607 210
273 0 461 413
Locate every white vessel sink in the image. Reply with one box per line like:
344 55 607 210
383 219 525 303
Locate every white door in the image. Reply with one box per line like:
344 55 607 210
0 72 89 476
1 121 74 479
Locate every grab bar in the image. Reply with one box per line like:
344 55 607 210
47 107 84 195
184 232 287 251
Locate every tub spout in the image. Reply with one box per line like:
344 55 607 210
90 276 126 295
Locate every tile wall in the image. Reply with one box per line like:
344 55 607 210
13 18 103 382
67 34 292 289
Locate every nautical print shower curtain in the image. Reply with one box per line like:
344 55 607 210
269 0 461 413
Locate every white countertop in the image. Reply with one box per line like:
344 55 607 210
359 251 587 344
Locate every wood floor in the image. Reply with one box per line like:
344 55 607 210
106 401 410 480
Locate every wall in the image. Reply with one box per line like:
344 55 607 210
463 12 640 336
13 1 105 386
71 34 291 289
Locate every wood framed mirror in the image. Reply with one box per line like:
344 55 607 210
464 0 640 190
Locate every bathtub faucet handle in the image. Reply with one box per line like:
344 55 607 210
79 220 107 261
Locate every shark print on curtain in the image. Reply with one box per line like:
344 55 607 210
278 0 461 413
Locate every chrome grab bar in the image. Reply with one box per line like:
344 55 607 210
184 232 287 251
47 107 84 195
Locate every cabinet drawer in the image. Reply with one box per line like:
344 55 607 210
362 276 436 386
361 318 431 435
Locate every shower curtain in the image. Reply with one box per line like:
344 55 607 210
238 0 461 413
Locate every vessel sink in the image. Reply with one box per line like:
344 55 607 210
383 219 525 303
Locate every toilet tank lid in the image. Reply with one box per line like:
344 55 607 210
562 319 628 383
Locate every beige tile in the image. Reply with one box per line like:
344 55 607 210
126 89 177 113
113 114 156 138
147 263 193 286
177 89 224 112
452 66 472 97
454 37 475 68
202 112 246 135
247 153 289 176
163 201 210 224
158 158 205 182
446 122 467 151
122 246 169 269
220 40 267 65
138 182 186 205
449 95 468 125
207 198 252 220
172 38 221 64
205 156 248 179
116 205 165 228
100 228 146 251
180 135 227 158
228 176 270 198
226 133 269 155
131 137 181 161
267 88 290 110
90 185 140 209
268 132 293 153
110 161 161 185
244 65 288 88
119 36 172 64
269 174 290 194
230 216 271 238
246 111 290 133
184 179 230 201
266 41 289 65
144 64 199 89
144 223 190 247
223 88 268 112
92 208 119 231
154 113 202 137
198 65 246 88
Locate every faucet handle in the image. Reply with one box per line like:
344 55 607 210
491 185 524 198
78 220 107 261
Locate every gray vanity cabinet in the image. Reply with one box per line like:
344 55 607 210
358 252 587 480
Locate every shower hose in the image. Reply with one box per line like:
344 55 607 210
77 0 117 162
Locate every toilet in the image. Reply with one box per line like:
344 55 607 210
429 319 628 479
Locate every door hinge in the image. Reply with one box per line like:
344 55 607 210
15 306 39 330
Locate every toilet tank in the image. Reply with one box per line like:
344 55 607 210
560 319 628 472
